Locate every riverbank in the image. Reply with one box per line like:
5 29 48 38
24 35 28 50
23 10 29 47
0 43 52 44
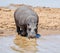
0 4 60 36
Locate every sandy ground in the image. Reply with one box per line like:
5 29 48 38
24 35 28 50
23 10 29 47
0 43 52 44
0 5 60 36
0 4 60 53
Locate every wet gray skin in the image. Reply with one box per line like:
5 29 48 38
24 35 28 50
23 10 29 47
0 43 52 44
14 6 38 38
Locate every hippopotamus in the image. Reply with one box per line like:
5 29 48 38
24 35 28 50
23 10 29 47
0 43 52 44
14 6 39 38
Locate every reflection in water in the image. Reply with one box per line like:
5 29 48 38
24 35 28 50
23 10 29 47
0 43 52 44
0 35 60 53
12 35 38 53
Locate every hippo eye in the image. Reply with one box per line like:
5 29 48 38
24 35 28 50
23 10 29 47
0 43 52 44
28 24 30 26
28 28 31 31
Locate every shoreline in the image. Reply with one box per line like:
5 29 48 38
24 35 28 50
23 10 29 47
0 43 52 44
0 4 60 36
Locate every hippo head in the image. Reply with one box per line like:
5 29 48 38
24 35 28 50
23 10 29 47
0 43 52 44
26 16 38 38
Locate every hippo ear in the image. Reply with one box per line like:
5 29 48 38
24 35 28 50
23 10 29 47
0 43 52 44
28 24 30 26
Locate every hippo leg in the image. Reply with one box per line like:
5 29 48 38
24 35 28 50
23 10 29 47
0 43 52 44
20 25 27 36
16 26 21 35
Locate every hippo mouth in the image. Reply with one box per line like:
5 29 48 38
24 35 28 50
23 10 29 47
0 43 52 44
28 34 41 39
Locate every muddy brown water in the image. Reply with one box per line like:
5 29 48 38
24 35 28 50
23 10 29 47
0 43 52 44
0 35 60 53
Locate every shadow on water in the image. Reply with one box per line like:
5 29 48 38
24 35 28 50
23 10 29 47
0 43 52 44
0 35 60 53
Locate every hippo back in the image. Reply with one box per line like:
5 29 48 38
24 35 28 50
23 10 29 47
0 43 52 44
14 6 38 26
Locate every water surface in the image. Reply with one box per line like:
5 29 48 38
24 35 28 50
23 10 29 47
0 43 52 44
0 35 60 53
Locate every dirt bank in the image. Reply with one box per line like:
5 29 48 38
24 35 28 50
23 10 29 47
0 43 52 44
0 4 60 36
